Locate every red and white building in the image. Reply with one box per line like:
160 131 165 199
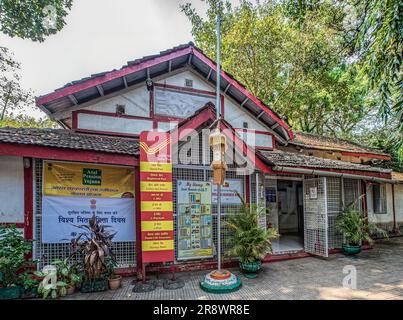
0 43 402 275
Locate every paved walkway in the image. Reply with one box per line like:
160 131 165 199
65 237 403 300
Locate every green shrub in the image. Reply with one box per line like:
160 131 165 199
336 204 388 246
0 225 33 287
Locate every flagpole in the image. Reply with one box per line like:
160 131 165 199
200 7 241 293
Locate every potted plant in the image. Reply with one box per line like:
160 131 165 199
336 203 388 255
70 214 116 293
0 225 33 300
19 272 39 299
106 256 122 290
226 197 278 278
52 258 82 295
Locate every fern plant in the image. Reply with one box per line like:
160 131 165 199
336 204 388 246
225 197 278 264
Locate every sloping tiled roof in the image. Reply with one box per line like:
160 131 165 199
59 43 193 90
52 42 285 126
392 171 403 182
35 42 293 141
291 132 389 156
0 128 139 155
259 150 391 173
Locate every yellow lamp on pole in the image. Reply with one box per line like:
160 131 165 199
209 126 228 186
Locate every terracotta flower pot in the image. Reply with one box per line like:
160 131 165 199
108 275 122 290
67 285 75 295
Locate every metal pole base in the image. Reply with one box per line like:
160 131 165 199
200 269 242 294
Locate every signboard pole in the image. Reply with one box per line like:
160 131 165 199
138 131 175 289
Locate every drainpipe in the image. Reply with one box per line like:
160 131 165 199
272 166 397 184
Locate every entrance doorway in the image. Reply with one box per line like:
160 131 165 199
269 179 304 253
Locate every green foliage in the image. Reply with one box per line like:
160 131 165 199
284 0 403 159
225 200 278 263
0 225 33 287
182 0 373 136
349 119 403 172
19 272 39 290
350 0 403 161
70 214 116 282
105 256 118 279
0 113 59 128
52 258 82 287
0 47 33 121
336 203 388 246
0 0 73 42
36 278 67 299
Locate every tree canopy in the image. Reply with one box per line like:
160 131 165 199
0 47 32 121
284 0 402 161
182 0 402 168
0 0 73 42
182 0 374 135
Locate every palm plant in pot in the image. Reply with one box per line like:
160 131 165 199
336 203 388 255
70 214 116 293
226 196 278 278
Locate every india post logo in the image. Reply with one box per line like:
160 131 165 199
82 168 102 185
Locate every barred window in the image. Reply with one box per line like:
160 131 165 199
373 184 387 214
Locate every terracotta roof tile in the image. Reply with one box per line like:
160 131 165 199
291 132 389 156
259 150 391 173
0 128 139 155
392 171 403 182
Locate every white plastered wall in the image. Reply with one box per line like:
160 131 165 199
77 113 153 135
394 184 403 226
74 69 278 148
158 70 274 139
156 70 213 92
0 156 24 223
85 85 150 117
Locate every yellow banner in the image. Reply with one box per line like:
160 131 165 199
141 220 173 231
140 181 172 192
43 161 135 198
142 240 174 251
141 201 173 212
140 162 172 173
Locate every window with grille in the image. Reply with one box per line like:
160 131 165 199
373 184 387 214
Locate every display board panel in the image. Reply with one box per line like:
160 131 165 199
42 161 135 243
177 180 213 260
212 179 243 204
